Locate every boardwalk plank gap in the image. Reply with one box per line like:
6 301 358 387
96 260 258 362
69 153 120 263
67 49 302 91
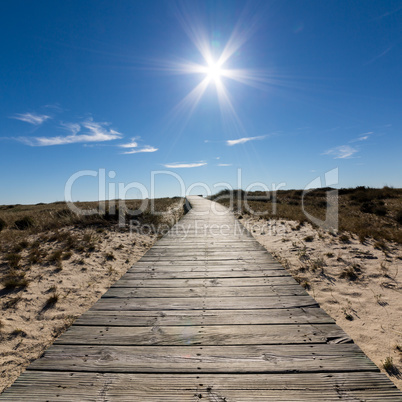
2 196 402 400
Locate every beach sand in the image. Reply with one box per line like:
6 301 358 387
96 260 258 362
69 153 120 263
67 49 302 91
242 215 402 390
0 226 157 393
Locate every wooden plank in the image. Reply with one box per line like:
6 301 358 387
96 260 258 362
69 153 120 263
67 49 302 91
26 344 379 373
112 276 299 288
130 264 282 271
121 270 289 279
4 372 402 401
103 285 308 298
74 307 335 327
90 296 318 311
54 324 349 346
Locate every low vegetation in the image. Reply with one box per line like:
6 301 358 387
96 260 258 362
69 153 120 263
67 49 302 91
211 186 402 244
0 197 185 295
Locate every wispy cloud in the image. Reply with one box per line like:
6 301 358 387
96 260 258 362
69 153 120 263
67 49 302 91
118 138 158 154
11 112 51 126
163 162 207 168
350 132 372 143
226 135 265 146
122 146 158 154
218 163 232 166
323 145 358 159
370 6 402 21
365 46 393 65
20 118 122 146
119 141 139 148
60 122 81 136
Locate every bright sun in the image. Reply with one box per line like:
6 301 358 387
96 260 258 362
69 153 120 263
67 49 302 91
205 61 223 82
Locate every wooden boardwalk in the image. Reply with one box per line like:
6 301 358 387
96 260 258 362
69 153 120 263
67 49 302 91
3 196 402 400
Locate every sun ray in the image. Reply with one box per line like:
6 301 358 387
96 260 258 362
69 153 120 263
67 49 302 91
162 2 277 141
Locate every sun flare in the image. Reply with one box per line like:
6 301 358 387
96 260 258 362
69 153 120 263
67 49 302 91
205 61 223 83
164 8 276 136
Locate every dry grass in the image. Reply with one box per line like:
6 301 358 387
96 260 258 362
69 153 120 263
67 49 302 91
0 197 185 303
0 197 184 254
212 186 402 244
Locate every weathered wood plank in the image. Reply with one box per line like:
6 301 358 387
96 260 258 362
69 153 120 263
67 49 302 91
54 323 349 346
74 307 335 327
4 372 401 401
26 344 378 373
112 276 299 288
103 285 308 298
122 270 289 279
91 295 318 311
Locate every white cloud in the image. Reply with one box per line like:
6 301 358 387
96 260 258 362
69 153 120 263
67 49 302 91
323 145 358 159
119 141 139 148
11 112 50 125
118 138 157 154
226 135 265 146
122 146 158 154
218 163 232 166
350 132 372 142
164 162 207 168
21 118 122 146
60 122 81 136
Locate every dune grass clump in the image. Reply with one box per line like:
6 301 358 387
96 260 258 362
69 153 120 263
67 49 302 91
105 252 116 261
14 216 35 230
48 250 63 264
396 210 402 225
3 296 22 309
0 218 6 232
45 293 59 308
10 328 26 337
5 253 22 269
212 186 402 244
382 357 399 376
340 267 359 281
2 271 29 290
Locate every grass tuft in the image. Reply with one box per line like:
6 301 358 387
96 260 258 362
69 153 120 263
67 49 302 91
340 267 359 281
2 271 29 289
382 357 399 376
45 293 59 307
5 253 22 269
14 216 35 230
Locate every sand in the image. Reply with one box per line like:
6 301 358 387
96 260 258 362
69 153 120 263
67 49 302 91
241 215 402 390
0 225 159 393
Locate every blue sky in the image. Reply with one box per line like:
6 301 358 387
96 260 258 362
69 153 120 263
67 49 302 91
1 0 401 204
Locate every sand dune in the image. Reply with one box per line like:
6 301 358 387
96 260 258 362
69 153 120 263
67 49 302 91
242 215 402 390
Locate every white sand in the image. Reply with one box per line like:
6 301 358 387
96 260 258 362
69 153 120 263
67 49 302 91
0 227 157 393
242 215 402 390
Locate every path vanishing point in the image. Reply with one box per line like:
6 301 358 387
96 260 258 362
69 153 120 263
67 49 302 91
2 196 402 400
